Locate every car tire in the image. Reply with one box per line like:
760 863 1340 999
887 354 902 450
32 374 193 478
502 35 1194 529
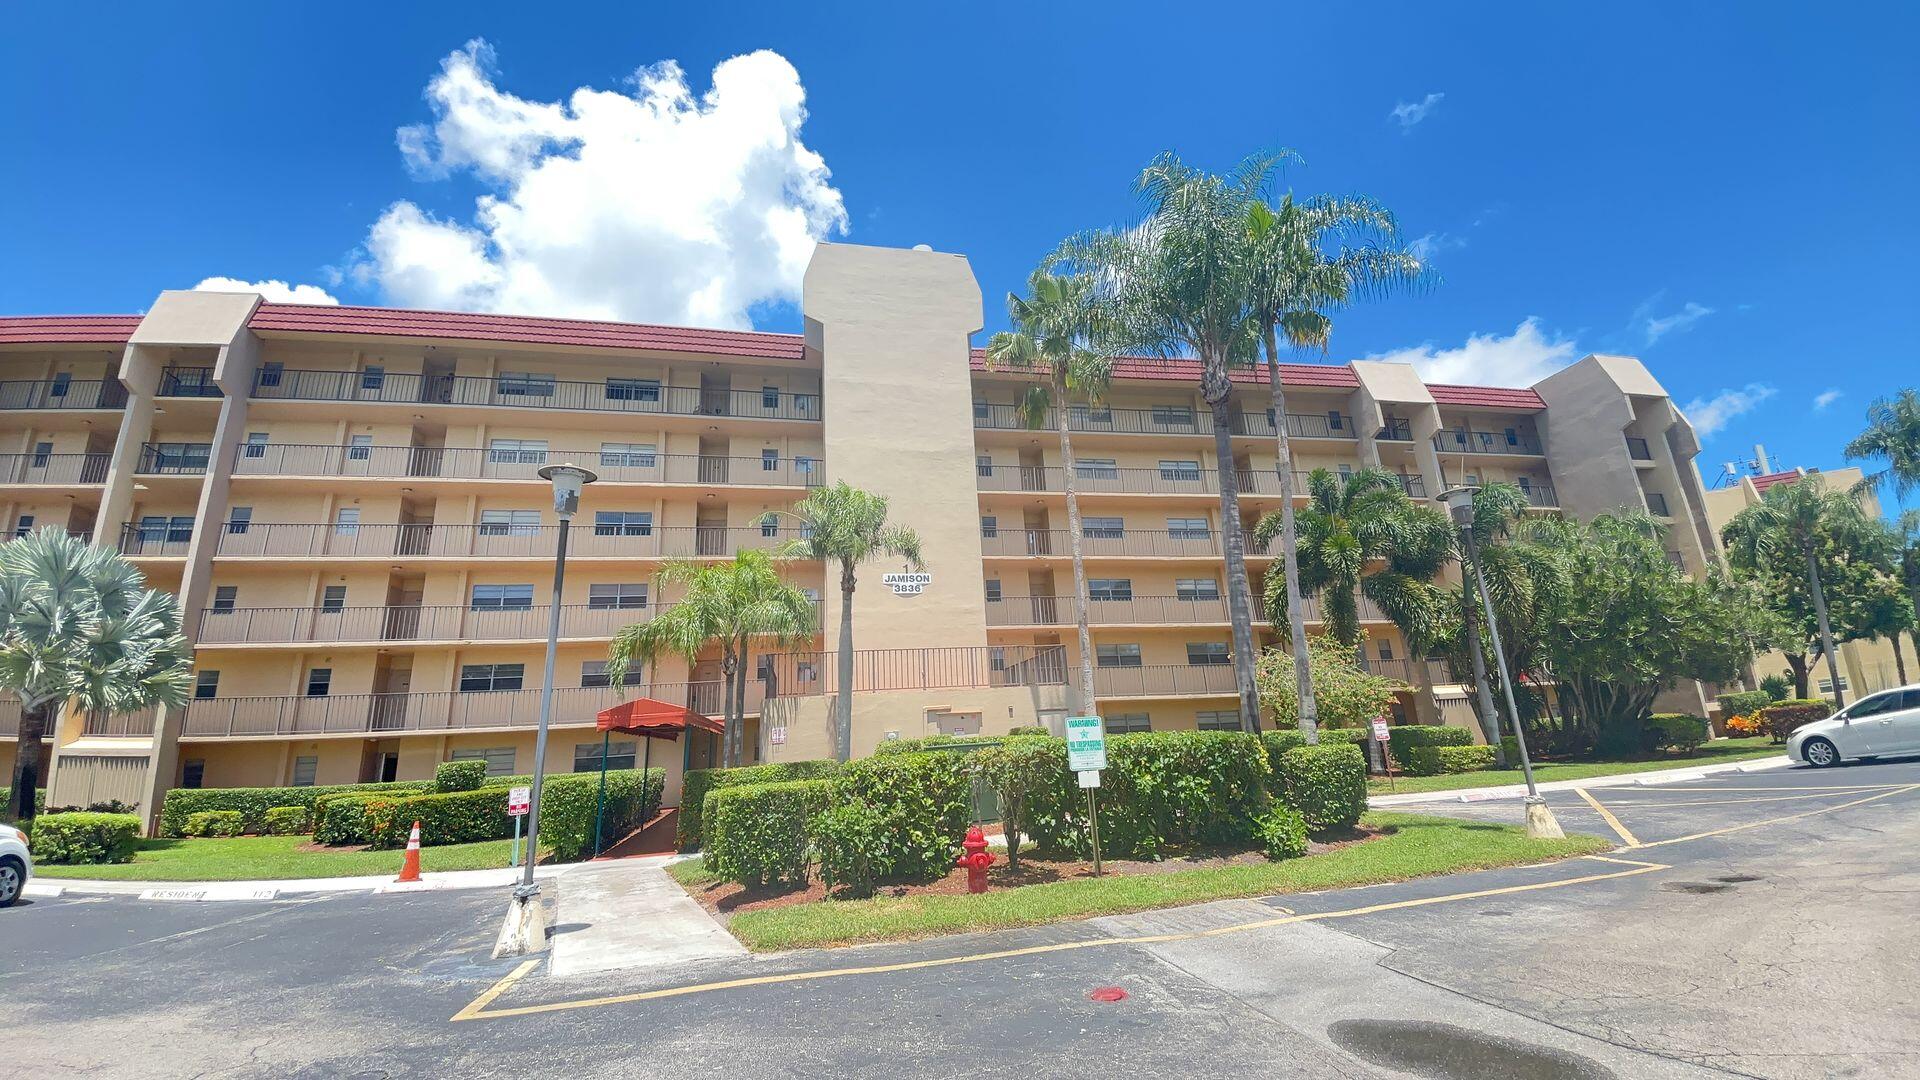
0 857 23 907
1802 737 1840 768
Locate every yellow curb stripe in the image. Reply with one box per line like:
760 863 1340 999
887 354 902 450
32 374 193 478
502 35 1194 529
1590 790 1880 809
451 959 540 1022
1574 788 1640 847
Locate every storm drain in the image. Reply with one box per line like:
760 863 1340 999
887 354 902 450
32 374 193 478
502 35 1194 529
1327 1019 1615 1080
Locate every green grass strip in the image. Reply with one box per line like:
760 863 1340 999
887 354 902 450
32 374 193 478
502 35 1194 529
34 834 531 881
1369 737 1783 795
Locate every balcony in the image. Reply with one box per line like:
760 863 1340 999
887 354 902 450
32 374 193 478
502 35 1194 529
231 444 821 488
253 368 821 422
983 593 1388 627
157 366 222 398
0 452 111 485
978 464 1306 497
119 523 194 557
82 707 154 737
980 527 1225 559
1626 436 1653 461
212 522 814 560
764 645 1066 697
1092 663 1238 698
0 696 16 737
0 377 128 411
1520 482 1558 508
176 682 751 739
1377 417 1413 441
197 601 821 645
136 442 212 476
1433 429 1544 456
973 403 1357 440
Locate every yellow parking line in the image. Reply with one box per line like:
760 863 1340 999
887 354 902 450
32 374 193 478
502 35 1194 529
1632 783 1920 851
1592 790 1880 808
450 856 1668 1022
1575 788 1641 847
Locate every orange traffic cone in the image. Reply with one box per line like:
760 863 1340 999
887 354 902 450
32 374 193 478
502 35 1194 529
395 820 423 883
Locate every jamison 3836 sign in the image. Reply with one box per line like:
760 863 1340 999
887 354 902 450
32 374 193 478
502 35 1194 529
882 572 932 597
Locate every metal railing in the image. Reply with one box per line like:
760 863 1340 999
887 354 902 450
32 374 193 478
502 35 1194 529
1377 417 1414 441
82 707 154 737
1521 483 1558 507
136 442 212 475
252 368 822 421
973 403 1357 440
211 523 814 560
0 696 17 737
176 682 752 739
1626 436 1653 461
977 464 1312 496
983 593 1385 627
196 601 821 644
119 524 194 557
1433 429 1544 456
1092 663 1239 698
0 378 128 411
979 527 1227 558
157 367 221 398
763 645 1067 697
231 443 821 487
0 452 111 485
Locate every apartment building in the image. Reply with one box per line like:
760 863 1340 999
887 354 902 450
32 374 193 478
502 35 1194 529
0 242 1715 823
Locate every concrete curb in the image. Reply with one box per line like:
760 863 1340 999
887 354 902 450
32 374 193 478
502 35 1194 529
27 861 588 901
1368 754 1793 807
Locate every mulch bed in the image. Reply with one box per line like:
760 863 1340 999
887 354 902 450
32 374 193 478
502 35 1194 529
678 824 1388 920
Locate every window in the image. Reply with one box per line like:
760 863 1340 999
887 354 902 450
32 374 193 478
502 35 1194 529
320 585 347 612
1196 710 1240 732
226 507 252 535
1327 410 1345 432
1503 427 1519 447
606 377 660 402
333 507 361 535
989 647 1007 672
460 663 525 692
1845 692 1898 719
762 386 780 409
574 740 638 772
480 509 542 536
980 515 998 538
796 661 818 683
1167 517 1210 541
794 455 817 475
470 584 535 611
1517 476 1534 494
599 442 657 469
488 438 547 464
762 449 779 471
1070 405 1113 426
1645 492 1671 517
1076 458 1119 480
593 511 653 537
194 670 220 699
211 585 238 613
1106 712 1152 734
588 583 647 610
1083 516 1124 539
1088 579 1133 602
984 579 1002 602
243 432 268 459
1176 578 1220 601
347 434 373 461
760 513 780 538
1097 644 1142 668
976 454 993 477
31 441 52 467
1377 639 1395 661
580 661 646 688
451 747 517 777
1158 459 1201 482
151 442 211 472
1186 642 1231 666
257 362 283 388
11 514 32 539
756 655 776 679
973 399 989 421
138 515 195 542
360 365 386 391
1817 674 1851 695
305 668 332 697
499 371 555 397
1338 462 1353 479
181 759 205 789
50 372 70 397
292 755 319 786
1152 404 1194 428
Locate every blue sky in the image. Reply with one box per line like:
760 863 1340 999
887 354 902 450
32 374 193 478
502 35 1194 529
3 3 1915 512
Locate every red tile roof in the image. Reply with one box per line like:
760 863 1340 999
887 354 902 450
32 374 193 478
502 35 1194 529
0 315 141 345
1427 383 1546 410
1750 469 1807 493
972 349 1544 405
247 303 807 362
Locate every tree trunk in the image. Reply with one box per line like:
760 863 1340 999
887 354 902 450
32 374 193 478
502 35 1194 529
1785 653 1810 699
719 648 739 769
835 561 857 761
1055 378 1097 716
1807 545 1846 708
6 698 54 822
1460 581 1508 764
1893 631 1909 686
731 634 752 767
1205 370 1263 734
1263 328 1317 742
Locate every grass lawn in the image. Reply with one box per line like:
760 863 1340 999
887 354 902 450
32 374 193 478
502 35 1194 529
34 835 538 881
680 811 1611 952
1368 737 1785 796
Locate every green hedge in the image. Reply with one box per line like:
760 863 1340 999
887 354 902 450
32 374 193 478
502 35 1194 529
678 759 841 851
160 780 429 837
1384 725 1472 774
1016 731 1271 860
537 768 666 861
1645 714 1708 754
1256 805 1309 860
1716 690 1772 718
28 812 141 864
263 806 310 835
1758 699 1832 743
871 734 1001 755
704 779 836 887
435 760 489 793
831 752 971 882
1275 744 1368 831
1399 744 1497 774
183 810 245 837
313 793 398 846
1260 728 1367 770
0 787 47 820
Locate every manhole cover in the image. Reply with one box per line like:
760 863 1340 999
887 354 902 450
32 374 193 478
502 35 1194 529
1328 1019 1615 1080
1662 881 1733 894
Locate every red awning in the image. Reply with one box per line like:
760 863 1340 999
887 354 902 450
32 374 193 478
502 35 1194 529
595 697 724 740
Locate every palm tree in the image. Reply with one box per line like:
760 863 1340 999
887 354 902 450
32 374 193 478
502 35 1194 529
983 270 1115 715
1 528 192 822
1845 388 1920 502
778 482 923 761
606 550 815 768
1722 477 1879 707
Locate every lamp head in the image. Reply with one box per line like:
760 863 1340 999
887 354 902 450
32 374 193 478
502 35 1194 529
537 463 598 519
1436 485 1480 529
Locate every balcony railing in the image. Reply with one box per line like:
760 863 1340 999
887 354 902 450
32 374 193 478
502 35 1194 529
980 528 1226 559
983 593 1387 628
763 645 1067 698
253 368 821 422
231 444 821 487
197 601 821 645
0 452 111 485
1520 483 1558 507
1626 436 1653 461
82 707 154 737
136 443 212 476
1092 663 1239 698
0 378 128 411
973 403 1356 440
212 523 813 560
158 367 222 398
176 682 752 739
0 696 16 737
1377 417 1413 441
119 524 193 557
978 464 1313 496
1433 429 1544 456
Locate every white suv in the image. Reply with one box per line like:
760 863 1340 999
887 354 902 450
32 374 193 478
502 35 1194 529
1789 685 1920 767
0 822 30 906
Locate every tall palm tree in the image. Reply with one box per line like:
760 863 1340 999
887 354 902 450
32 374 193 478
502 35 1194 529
983 270 1115 715
1845 388 1920 503
1 528 192 822
606 550 815 768
778 482 923 761
1722 477 1879 708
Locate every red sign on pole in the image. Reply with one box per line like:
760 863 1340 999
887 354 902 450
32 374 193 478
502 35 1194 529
507 786 531 817
1371 718 1391 743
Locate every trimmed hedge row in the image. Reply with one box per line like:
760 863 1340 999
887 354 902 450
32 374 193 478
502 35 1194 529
183 810 245 837
704 779 836 886
1400 744 1497 775
27 812 141 864
1385 725 1472 774
1645 714 1709 754
160 780 430 837
679 759 842 851
1758 699 1832 743
354 769 666 860
367 788 512 848
435 760 489 793
1275 744 1370 830
1716 690 1772 719
263 806 310 835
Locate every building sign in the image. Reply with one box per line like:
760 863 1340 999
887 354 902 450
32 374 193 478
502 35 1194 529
1066 715 1107 772
882 572 932 597
769 726 787 745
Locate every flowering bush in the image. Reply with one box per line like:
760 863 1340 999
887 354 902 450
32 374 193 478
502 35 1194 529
1724 712 1764 738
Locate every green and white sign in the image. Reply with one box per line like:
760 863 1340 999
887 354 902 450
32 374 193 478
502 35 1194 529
1065 715 1107 772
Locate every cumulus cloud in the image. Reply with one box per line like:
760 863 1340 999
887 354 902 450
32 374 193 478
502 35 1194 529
357 40 848 328
1642 300 1715 346
193 277 339 305
1367 318 1579 387
1813 388 1843 411
1406 231 1465 262
1683 383 1776 436
1390 92 1444 131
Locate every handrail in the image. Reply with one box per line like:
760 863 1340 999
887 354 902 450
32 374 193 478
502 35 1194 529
196 601 822 644
253 367 822 421
0 452 112 484
973 402 1357 440
0 378 128 410
762 645 1067 697
977 464 1309 496
230 443 821 486
136 442 212 475
1432 428 1544 456
208 522 817 559
1091 663 1239 698
177 682 756 738
157 366 222 398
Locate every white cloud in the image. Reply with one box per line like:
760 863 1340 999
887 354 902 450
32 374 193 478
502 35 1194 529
1641 299 1714 346
1813 388 1843 411
1683 383 1776 436
356 40 847 329
1407 231 1465 262
192 276 339 305
1390 92 1444 132
1367 318 1579 387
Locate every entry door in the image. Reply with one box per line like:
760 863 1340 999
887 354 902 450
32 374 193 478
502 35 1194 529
380 753 400 782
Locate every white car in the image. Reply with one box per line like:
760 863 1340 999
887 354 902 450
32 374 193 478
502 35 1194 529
0 822 30 907
1789 685 1920 767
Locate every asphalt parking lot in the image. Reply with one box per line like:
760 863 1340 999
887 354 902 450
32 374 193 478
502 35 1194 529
4 758 1917 1079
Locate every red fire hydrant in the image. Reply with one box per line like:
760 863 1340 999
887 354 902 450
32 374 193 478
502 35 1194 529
957 824 996 893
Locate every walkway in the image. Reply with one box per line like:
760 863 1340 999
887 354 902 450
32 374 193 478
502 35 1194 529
549 856 744 979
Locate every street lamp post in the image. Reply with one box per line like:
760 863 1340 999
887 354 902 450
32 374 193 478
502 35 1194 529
494 462 597 958
1436 486 1563 841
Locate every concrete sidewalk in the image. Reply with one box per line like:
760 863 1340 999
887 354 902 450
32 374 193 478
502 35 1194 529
25 861 583 900
1369 752 1791 807
549 856 744 978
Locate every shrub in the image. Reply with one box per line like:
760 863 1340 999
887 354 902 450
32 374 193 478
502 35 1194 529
1400 743 1498 775
313 794 394 846
870 734 1001 755
159 780 429 837
1499 736 1523 765
182 809 245 838
1098 731 1271 858
25 812 140 864
1725 712 1764 738
1275 744 1368 832
1758 673 1792 701
831 752 971 882
0 786 46 821
1384 725 1471 775
1645 714 1708 755
814 800 889 897
537 768 666 861
435 760 490 793
1256 805 1309 860
1260 727 1367 768
1757 699 1832 743
262 806 311 835
1008 724 1050 736
704 779 835 887
367 788 513 849
1717 690 1772 719
678 760 840 851
972 735 1068 868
